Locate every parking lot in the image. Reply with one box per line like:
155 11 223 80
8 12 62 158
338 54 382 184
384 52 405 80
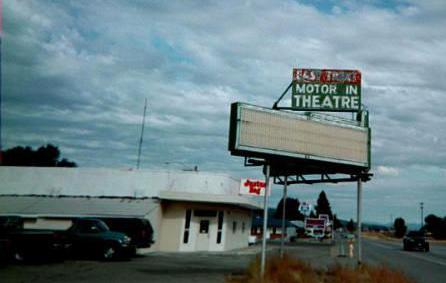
0 241 350 283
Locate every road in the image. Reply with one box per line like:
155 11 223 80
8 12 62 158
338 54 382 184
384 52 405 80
1 238 445 283
362 238 446 283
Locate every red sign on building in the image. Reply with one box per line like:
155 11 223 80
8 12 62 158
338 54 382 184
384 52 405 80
240 179 268 196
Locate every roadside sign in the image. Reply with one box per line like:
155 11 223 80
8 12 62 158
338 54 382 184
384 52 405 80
305 218 326 229
228 103 371 170
299 201 312 216
319 214 330 221
292 68 361 112
240 178 269 196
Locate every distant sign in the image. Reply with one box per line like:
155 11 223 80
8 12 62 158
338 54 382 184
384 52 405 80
319 214 330 221
305 218 326 229
292 68 361 112
298 202 312 216
240 179 268 196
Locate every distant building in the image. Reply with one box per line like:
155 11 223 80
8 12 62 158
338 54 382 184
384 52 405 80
0 167 262 252
251 209 298 241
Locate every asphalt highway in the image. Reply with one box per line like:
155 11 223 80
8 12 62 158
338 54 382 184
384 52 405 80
362 238 446 283
1 238 445 283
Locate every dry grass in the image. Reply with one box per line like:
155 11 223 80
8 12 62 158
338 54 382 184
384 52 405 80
326 264 415 283
226 255 415 283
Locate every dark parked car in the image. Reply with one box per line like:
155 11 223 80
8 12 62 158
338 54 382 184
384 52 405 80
98 217 154 248
0 238 13 264
63 218 136 260
0 216 65 262
0 216 135 261
403 231 429 252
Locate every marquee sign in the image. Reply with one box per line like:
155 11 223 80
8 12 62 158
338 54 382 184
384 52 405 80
240 178 268 196
292 68 361 112
228 103 371 169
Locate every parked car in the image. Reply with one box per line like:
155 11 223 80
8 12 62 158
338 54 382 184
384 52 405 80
403 231 429 252
0 238 13 264
0 216 136 261
63 218 136 260
0 216 65 262
97 217 154 248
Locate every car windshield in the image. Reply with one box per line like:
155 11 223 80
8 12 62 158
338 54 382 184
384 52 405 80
96 221 109 232
407 231 424 237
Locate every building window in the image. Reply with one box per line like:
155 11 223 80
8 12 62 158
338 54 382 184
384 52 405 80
194 210 217 217
183 209 192 244
217 211 223 244
199 220 209 234
233 221 237 234
242 222 245 233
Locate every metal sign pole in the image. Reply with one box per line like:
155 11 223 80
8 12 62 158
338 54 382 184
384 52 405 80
356 177 363 265
261 164 271 276
280 176 288 258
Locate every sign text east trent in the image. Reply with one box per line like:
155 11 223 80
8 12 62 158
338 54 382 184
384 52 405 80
292 68 361 112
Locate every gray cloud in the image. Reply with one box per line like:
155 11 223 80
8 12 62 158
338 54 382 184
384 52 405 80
2 0 446 223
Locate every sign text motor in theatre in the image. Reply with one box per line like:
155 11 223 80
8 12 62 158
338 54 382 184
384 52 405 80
292 68 361 112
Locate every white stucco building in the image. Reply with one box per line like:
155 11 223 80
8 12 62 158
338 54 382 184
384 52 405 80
0 167 262 252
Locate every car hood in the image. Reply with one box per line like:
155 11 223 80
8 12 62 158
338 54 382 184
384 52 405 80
102 231 128 240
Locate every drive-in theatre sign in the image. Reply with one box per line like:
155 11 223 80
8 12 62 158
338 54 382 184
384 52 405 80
228 68 372 274
228 103 371 170
292 68 361 111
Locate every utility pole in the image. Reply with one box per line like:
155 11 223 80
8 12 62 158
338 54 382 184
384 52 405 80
390 214 393 229
136 98 148 169
420 202 424 229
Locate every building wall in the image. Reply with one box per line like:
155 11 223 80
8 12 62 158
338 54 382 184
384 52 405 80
158 202 252 252
158 202 183 252
224 209 252 250
0 167 242 198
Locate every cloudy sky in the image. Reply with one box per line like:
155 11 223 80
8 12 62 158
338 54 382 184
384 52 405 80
2 0 446 224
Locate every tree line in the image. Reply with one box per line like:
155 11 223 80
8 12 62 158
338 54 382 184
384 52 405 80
274 190 343 229
392 214 446 239
0 144 77 167
423 214 446 239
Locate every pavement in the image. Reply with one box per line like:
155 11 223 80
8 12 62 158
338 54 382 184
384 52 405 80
362 238 446 283
1 237 446 283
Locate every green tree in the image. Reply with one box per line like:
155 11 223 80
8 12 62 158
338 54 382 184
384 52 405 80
315 191 333 219
333 214 342 229
347 219 355 232
424 214 446 239
275 197 304 220
1 144 77 167
394 217 407 238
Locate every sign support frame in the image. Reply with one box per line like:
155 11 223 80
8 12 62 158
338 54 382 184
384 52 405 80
260 164 271 276
280 176 288 258
357 178 363 265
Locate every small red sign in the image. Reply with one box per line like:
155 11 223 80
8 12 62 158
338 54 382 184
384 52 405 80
240 179 267 196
